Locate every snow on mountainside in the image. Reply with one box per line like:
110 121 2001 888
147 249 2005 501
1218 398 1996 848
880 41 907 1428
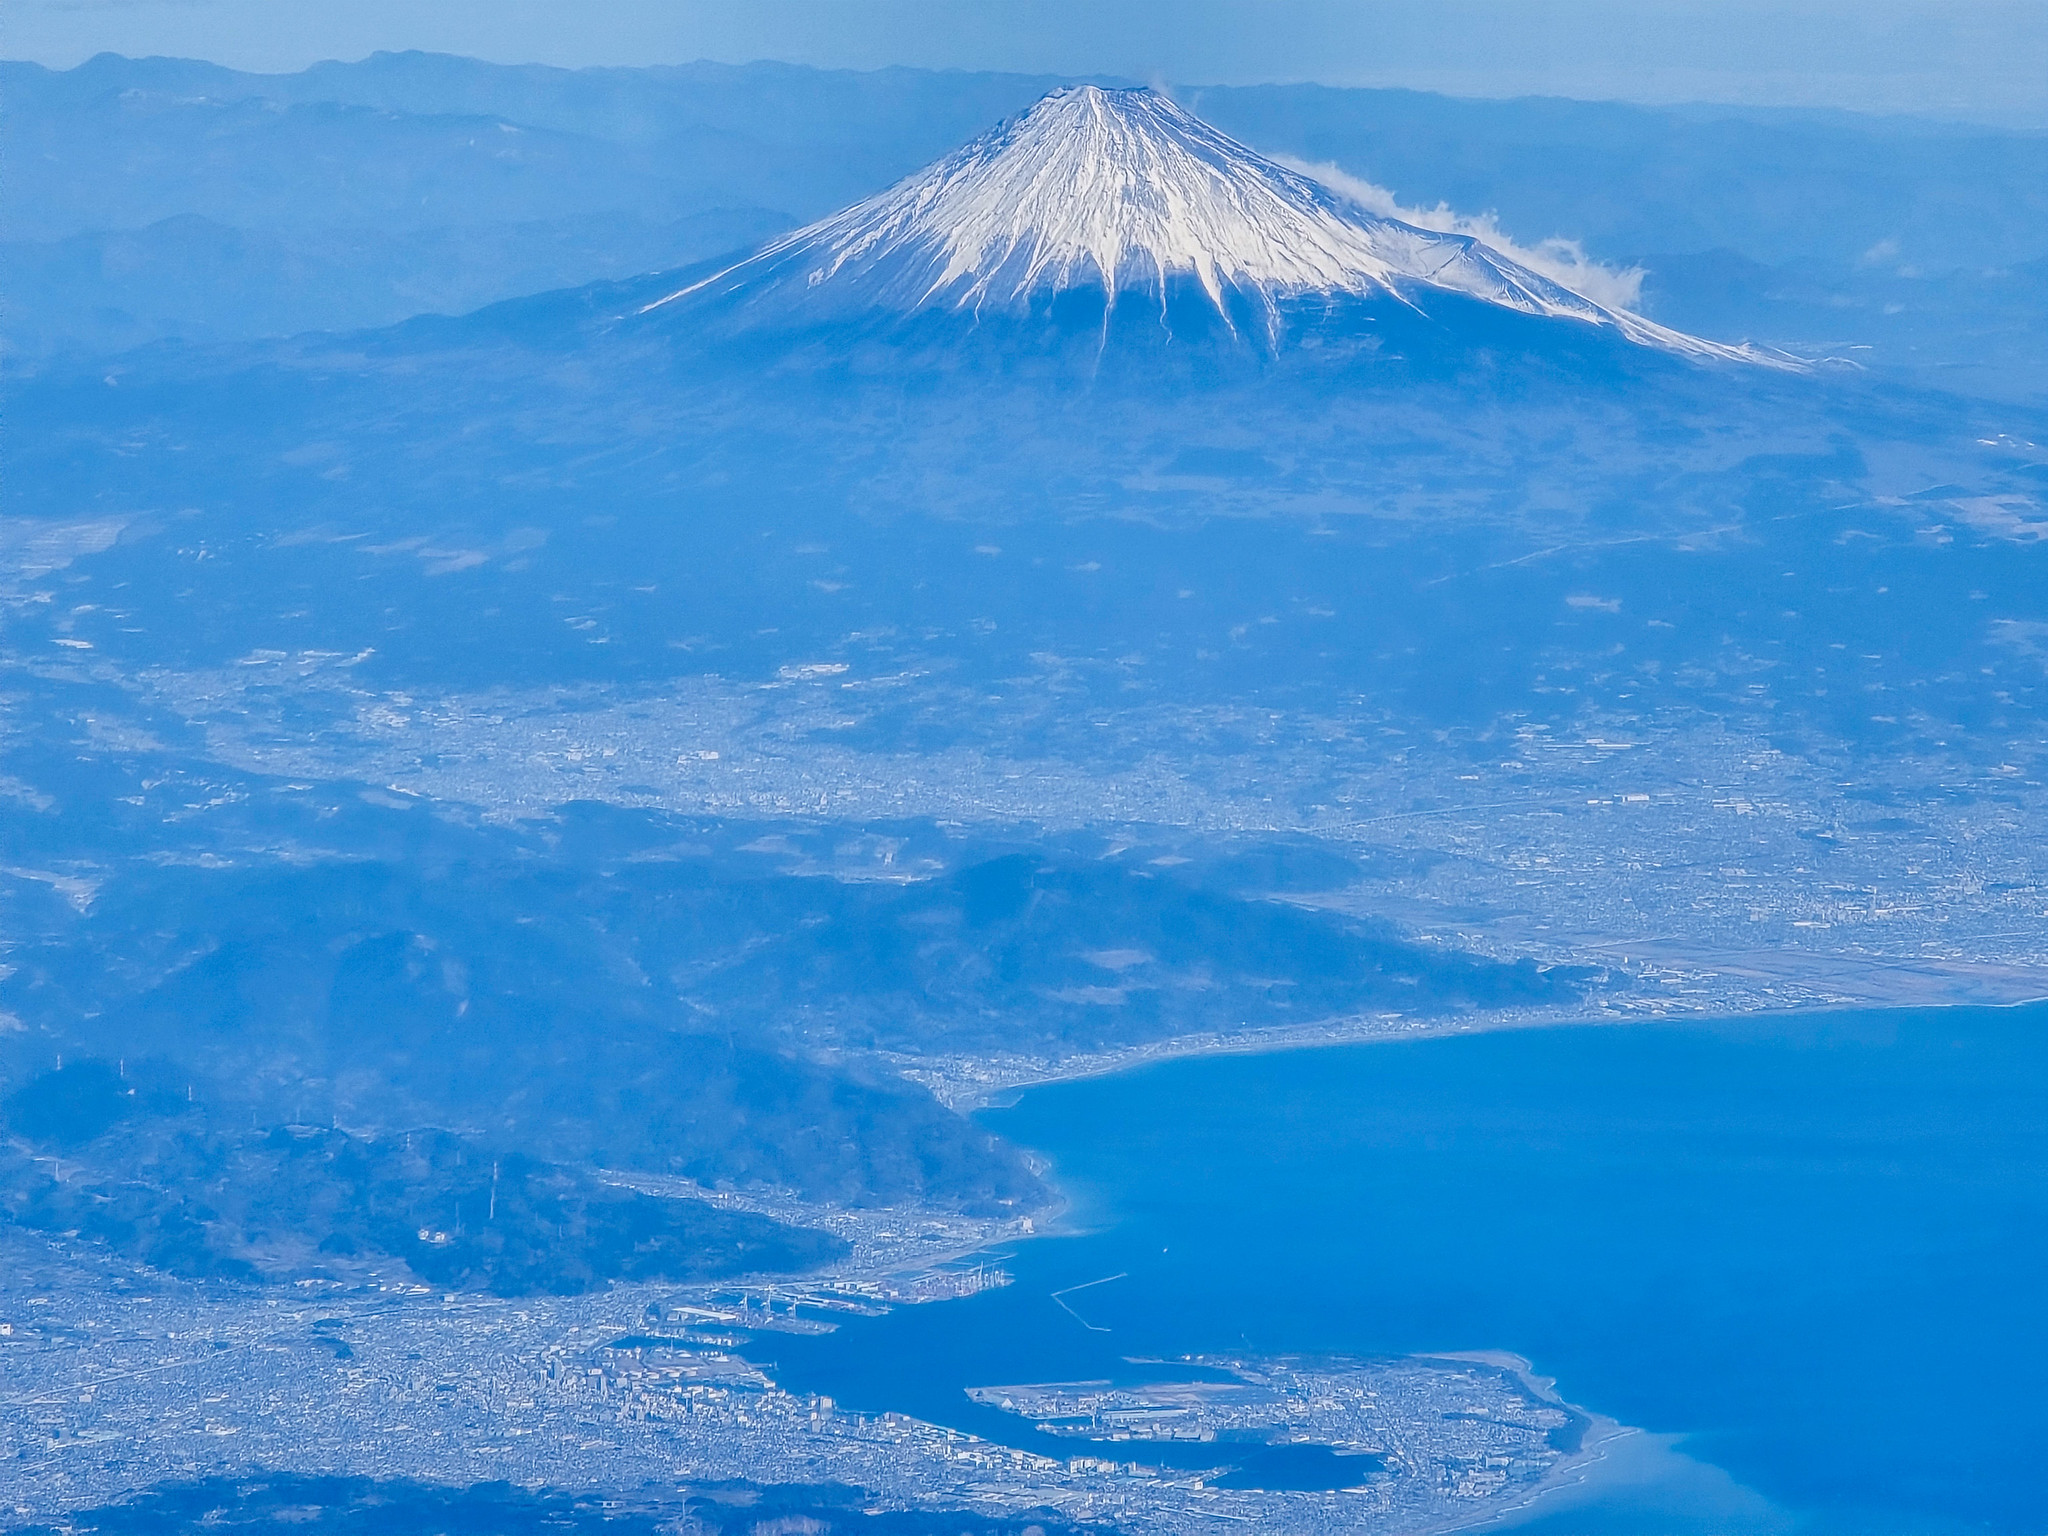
644 84 1781 364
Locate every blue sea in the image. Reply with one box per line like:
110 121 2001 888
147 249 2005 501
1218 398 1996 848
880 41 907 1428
773 1004 2048 1534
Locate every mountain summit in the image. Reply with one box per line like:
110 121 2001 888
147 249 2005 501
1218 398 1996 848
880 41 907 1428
643 85 1765 362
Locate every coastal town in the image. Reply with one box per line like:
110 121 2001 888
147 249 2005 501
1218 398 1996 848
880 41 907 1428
0 1224 1612 1535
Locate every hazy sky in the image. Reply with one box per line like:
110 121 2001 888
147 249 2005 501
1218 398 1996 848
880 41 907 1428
12 0 2048 124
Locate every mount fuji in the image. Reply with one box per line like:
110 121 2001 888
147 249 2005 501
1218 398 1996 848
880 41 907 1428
635 85 1776 366
9 70 1957 731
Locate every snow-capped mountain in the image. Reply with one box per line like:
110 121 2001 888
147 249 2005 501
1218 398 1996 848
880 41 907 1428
642 85 1772 364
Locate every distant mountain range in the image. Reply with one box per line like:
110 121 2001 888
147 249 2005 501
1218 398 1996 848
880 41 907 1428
5 52 2042 391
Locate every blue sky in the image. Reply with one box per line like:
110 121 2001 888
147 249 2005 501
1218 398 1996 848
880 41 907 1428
10 0 2048 123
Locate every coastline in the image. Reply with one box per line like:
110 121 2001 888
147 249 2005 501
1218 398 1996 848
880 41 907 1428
887 980 2048 1115
11 992 2009 1531
804 987 2048 1533
1411 1351 1638 1536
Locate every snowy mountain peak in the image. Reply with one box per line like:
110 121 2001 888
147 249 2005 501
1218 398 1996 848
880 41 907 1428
647 85 1775 363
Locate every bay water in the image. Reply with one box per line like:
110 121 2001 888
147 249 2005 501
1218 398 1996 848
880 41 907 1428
774 1004 2048 1533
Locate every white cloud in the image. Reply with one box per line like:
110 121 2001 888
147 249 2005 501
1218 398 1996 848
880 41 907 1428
1277 156 1647 313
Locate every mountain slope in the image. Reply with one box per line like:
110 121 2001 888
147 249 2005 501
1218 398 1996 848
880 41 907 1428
642 85 1773 363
